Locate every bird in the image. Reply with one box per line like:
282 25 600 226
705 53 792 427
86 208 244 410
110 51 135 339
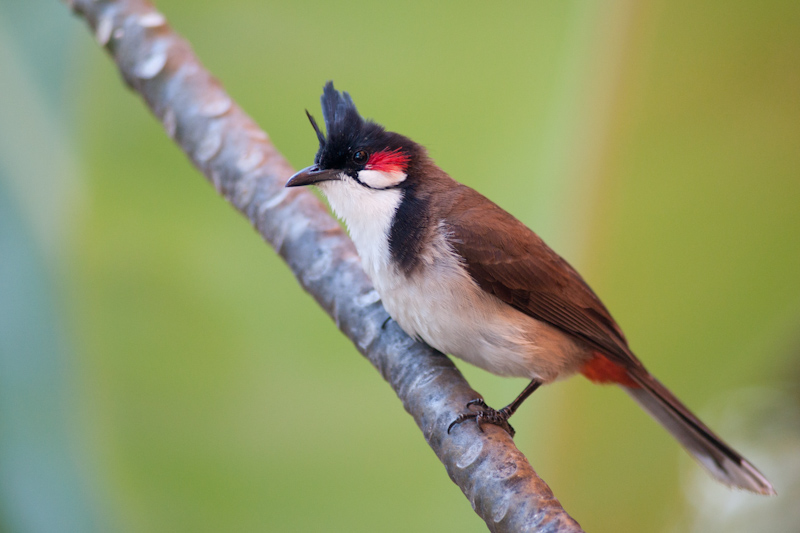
285 81 775 495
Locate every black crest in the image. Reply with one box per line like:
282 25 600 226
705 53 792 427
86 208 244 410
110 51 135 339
304 82 372 171
306 82 410 174
320 81 366 145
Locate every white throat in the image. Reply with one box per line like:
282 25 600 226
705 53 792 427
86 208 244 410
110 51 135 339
317 175 403 279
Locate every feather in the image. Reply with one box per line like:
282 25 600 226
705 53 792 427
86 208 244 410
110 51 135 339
443 186 637 369
305 109 325 147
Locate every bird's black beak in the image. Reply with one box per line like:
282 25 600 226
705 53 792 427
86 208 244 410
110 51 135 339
285 165 341 187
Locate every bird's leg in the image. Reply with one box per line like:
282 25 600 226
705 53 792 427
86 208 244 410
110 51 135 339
447 380 542 438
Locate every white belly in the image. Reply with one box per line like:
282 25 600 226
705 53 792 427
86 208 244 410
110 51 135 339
371 246 585 381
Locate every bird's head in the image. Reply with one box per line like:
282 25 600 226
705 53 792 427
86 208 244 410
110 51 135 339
286 82 421 192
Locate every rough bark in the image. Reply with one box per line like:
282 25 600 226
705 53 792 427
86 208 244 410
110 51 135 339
65 1 583 531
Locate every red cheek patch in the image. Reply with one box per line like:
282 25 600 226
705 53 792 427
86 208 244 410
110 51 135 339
366 148 409 174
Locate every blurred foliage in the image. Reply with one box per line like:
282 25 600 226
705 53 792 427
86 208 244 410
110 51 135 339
0 0 798 532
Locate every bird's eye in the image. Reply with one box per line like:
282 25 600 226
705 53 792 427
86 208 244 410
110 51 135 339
352 150 368 165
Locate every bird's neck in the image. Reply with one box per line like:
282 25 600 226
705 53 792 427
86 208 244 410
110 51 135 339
318 178 404 280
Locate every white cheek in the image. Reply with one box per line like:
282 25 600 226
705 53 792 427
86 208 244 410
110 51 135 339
357 169 407 189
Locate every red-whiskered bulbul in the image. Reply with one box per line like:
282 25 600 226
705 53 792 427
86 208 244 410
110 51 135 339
285 82 775 495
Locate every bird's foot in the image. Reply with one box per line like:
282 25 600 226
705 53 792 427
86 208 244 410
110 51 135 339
447 399 516 438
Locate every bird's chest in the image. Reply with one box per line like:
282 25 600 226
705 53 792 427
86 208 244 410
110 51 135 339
351 221 536 376
365 235 472 346
329 185 480 353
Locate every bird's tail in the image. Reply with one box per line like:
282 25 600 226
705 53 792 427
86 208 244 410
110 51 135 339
623 369 775 495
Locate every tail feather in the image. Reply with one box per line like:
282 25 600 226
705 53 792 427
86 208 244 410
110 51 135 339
624 370 775 495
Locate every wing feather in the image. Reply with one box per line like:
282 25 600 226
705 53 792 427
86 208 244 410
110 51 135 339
444 187 640 368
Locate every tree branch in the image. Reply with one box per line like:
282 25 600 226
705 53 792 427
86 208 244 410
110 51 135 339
65 1 583 531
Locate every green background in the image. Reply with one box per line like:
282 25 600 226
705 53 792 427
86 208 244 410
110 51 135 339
1 1 799 531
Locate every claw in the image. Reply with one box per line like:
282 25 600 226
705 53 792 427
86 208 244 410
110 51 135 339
466 398 488 409
447 413 477 434
447 398 516 437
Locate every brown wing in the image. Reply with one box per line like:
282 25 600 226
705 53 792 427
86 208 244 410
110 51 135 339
444 186 642 369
